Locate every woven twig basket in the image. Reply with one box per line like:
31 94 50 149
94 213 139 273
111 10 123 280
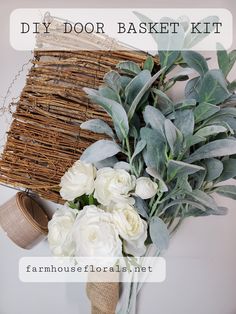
0 16 159 203
0 50 159 204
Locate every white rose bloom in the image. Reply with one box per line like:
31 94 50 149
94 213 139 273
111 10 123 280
94 168 136 206
111 203 147 256
60 160 96 201
73 205 122 257
48 205 76 257
135 177 158 199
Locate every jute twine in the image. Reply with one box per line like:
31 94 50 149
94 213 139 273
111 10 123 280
0 192 49 249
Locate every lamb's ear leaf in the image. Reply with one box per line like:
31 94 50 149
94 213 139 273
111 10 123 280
152 88 173 105
214 185 236 200
114 162 131 171
185 139 236 163
217 43 236 78
184 206 228 217
192 168 206 190
228 50 236 76
83 90 129 141
186 189 218 211
185 134 206 149
199 70 231 105
143 56 154 72
216 158 236 182
217 43 230 77
185 76 201 101
204 158 223 182
80 140 121 163
151 88 174 114
143 105 166 134
80 119 115 139
134 197 149 219
94 157 118 169
174 109 194 137
131 140 146 162
174 98 196 112
184 15 220 49
162 199 206 213
116 61 141 75
140 127 166 170
228 80 236 93
125 70 151 105
149 217 169 251
134 12 183 58
181 51 208 76
104 70 122 94
99 86 120 102
164 119 183 157
195 125 227 138
167 160 204 181
194 103 220 123
127 68 165 121
159 51 180 71
146 167 168 192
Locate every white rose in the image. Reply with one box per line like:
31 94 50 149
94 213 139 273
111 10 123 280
135 177 158 199
48 205 76 257
94 168 136 206
73 205 122 257
60 160 96 201
111 203 147 256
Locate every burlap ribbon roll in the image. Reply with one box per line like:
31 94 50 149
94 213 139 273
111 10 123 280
87 282 119 314
0 192 49 249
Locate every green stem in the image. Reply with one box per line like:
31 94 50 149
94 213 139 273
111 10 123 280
150 192 163 216
125 137 132 161
88 194 94 205
167 204 182 229
163 80 175 92
158 72 165 89
138 159 143 176
125 137 139 177
153 93 159 108
159 187 181 204
149 195 156 208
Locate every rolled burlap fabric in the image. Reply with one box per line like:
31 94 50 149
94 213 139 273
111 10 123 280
86 270 119 314
87 282 119 314
0 192 49 249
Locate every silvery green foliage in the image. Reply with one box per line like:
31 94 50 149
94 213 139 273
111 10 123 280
80 119 115 139
83 46 236 252
80 140 121 163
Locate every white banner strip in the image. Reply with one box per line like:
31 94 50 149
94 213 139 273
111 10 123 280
19 256 166 283
10 8 233 51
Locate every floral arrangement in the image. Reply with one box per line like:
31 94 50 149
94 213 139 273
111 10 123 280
47 46 236 312
48 161 154 257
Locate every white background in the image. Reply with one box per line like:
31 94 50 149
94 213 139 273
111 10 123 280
0 1 236 314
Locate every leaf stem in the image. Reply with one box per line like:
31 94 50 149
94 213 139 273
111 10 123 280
125 137 132 161
125 137 139 177
163 80 175 92
150 192 163 216
88 194 94 205
158 71 165 89
167 204 182 229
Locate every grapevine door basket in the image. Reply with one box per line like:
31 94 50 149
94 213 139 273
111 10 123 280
1 15 236 314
